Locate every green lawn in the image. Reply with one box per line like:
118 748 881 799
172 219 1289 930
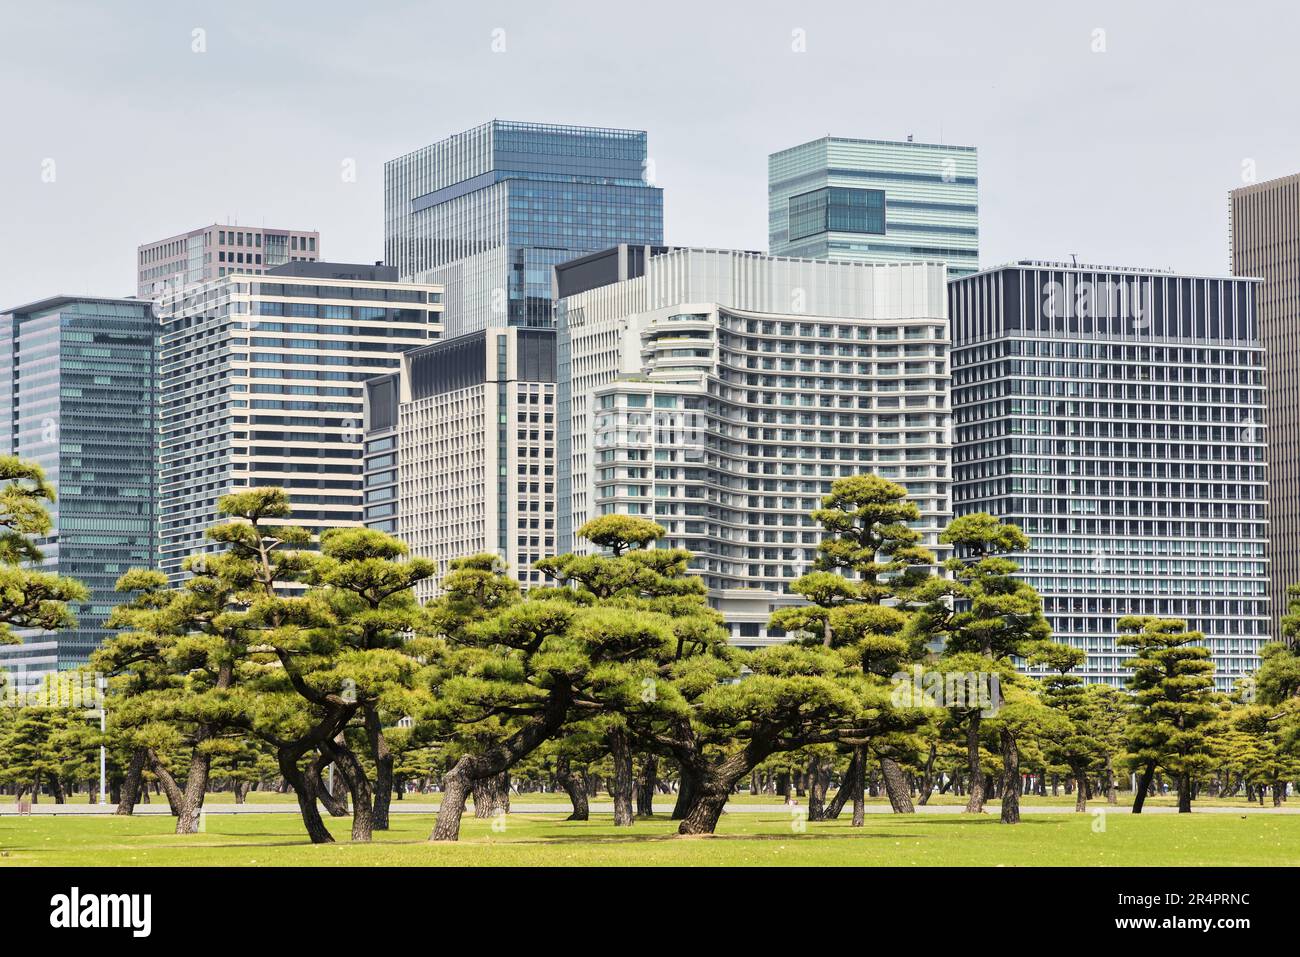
2 809 1297 866
0 789 1283 809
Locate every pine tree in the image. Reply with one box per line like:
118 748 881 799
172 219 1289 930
912 513 1050 815
1118 616 1219 813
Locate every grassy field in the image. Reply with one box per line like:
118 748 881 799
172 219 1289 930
2 808 1297 866
0 789 1284 809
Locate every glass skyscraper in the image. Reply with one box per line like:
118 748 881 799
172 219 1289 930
951 262 1269 690
0 296 158 667
385 120 664 337
769 136 979 278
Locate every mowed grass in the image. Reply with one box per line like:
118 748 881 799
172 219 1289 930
2 809 1297 866
0 790 1283 809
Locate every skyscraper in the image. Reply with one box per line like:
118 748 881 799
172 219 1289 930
363 327 557 599
138 223 321 299
950 262 1269 689
384 120 664 337
554 245 952 642
0 296 157 667
769 135 979 278
155 262 442 580
1231 172 1300 639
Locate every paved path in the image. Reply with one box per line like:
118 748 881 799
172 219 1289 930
3 801 1297 816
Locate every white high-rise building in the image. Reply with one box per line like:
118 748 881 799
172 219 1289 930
363 328 557 600
553 246 952 643
156 261 443 580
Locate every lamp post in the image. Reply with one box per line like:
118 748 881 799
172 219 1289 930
98 675 107 805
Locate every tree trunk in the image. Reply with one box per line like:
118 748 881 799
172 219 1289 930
608 726 634 826
1074 766 1088 812
327 741 375 842
677 787 729 836
175 750 211 835
1132 761 1156 814
556 756 589 821
807 757 830 821
363 704 394 831
964 712 985 813
918 742 938 806
635 754 657 817
1000 728 1020 824
148 751 184 817
1273 779 1284 808
472 772 510 819
330 749 351 814
115 746 148 816
431 769 471 842
880 756 914 814
314 751 350 817
1177 771 1192 813
1105 757 1118 804
825 749 860 820
851 745 866 827
280 755 334 844
671 765 699 820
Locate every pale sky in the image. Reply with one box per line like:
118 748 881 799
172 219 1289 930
2 0 1298 308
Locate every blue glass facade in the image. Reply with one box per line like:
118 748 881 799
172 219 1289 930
386 121 663 336
770 137 979 278
0 297 158 667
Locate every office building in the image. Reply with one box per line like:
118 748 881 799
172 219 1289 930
384 120 663 336
554 245 952 641
363 327 557 599
138 223 321 299
0 296 157 667
1231 173 1300 639
769 135 978 278
156 261 442 580
951 262 1269 689
0 640 60 693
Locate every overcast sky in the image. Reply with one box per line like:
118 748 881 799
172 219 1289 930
2 0 1298 308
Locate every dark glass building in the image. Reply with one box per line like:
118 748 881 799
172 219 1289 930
385 120 664 336
951 262 1269 689
0 296 158 667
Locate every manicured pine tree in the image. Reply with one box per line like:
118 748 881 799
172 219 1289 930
0 456 87 645
303 526 438 830
1118 616 1219 813
770 475 937 816
1031 641 1111 811
911 513 1050 815
425 515 724 841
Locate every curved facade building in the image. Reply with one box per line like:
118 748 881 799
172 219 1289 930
555 246 951 638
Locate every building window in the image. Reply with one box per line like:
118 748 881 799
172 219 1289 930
788 187 885 240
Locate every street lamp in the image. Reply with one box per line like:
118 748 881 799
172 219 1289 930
97 674 107 805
